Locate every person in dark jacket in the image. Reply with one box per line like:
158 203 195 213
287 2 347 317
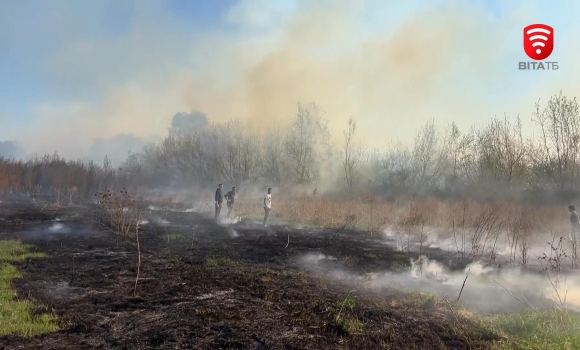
214 184 223 221
224 187 236 218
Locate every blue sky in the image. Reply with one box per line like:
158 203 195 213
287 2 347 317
1 0 236 130
0 0 578 161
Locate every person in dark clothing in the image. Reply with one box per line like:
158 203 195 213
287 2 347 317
569 205 580 241
224 187 237 219
214 184 223 221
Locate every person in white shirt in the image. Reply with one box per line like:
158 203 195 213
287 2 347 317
569 205 580 242
263 187 272 226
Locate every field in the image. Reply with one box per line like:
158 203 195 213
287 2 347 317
0 195 579 349
4 2 580 348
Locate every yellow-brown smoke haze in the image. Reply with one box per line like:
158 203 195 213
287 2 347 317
16 0 579 159
186 1 501 141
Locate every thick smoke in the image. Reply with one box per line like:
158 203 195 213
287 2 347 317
300 250 580 314
295 219 580 314
0 141 24 158
4 0 579 159
169 111 209 136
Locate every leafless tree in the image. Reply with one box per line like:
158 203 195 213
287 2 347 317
341 117 367 195
207 120 260 183
283 102 330 184
409 119 446 194
375 142 413 194
532 91 580 194
3 93 580 205
442 122 477 193
477 115 527 188
260 127 287 186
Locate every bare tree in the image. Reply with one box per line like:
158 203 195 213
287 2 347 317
442 122 477 193
283 102 330 184
477 115 527 189
4 92 580 204
341 117 367 195
532 91 580 194
410 119 446 194
375 142 413 194
260 127 288 186
207 120 261 183
101 156 115 190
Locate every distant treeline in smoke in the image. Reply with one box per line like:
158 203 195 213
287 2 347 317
1 92 580 204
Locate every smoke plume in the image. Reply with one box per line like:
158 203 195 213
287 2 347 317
2 0 579 160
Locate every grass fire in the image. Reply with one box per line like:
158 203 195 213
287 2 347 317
1 94 580 349
2 1 580 349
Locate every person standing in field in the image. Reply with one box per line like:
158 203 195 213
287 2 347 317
263 187 272 226
224 187 236 219
214 184 223 221
570 205 580 242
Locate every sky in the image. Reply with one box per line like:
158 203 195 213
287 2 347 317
0 0 578 164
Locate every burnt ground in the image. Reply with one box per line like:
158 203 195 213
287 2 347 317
0 201 498 350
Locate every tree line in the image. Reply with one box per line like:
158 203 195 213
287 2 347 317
1 92 579 205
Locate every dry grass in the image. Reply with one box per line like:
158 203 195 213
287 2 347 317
232 195 569 235
145 191 573 267
225 194 575 266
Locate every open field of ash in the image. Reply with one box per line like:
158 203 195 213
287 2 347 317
0 198 507 350
1 196 580 350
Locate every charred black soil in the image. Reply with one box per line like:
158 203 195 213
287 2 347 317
0 201 496 349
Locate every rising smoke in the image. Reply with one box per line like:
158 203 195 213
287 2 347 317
299 242 580 314
3 0 579 161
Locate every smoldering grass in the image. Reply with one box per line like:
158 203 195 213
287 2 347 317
370 278 580 348
225 195 580 278
373 257 580 347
